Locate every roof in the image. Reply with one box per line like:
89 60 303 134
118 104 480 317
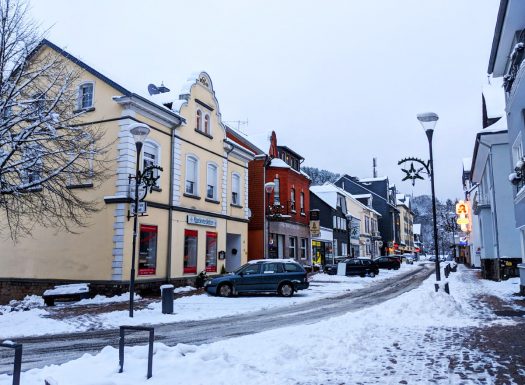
462 157 472 172
38 39 184 123
277 145 304 161
413 224 421 235
470 123 509 182
488 0 509 74
482 80 506 119
358 176 388 183
311 184 381 216
396 193 410 208
269 158 291 169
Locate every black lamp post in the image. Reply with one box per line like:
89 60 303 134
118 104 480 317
398 112 447 293
416 112 443 291
128 123 150 317
264 181 275 259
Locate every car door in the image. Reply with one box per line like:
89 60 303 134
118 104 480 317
260 262 284 291
235 263 262 292
345 259 360 275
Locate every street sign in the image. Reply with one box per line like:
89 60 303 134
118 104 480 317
130 201 147 216
129 180 148 201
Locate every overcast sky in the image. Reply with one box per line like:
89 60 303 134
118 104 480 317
29 0 501 200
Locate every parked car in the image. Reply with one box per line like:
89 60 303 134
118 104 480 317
325 258 379 278
205 259 309 297
429 255 436 262
373 256 401 270
403 254 415 264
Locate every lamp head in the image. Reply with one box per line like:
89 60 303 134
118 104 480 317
416 112 439 132
264 181 276 193
129 123 150 144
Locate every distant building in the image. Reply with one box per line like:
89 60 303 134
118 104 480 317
396 194 415 254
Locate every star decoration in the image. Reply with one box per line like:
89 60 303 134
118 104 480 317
401 162 425 186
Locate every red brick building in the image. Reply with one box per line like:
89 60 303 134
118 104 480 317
247 132 311 263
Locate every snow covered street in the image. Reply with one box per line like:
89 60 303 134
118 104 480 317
1 264 523 385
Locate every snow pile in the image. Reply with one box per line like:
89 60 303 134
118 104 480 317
173 286 197 294
0 295 44 315
74 292 140 306
43 283 89 296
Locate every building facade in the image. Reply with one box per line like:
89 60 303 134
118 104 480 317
396 194 415 254
336 175 398 256
247 132 311 264
0 41 251 301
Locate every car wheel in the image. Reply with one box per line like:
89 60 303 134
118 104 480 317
359 272 365 278
279 282 294 297
217 283 232 297
368 271 376 278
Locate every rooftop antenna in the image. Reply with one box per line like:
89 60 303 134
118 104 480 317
223 119 249 135
373 157 377 178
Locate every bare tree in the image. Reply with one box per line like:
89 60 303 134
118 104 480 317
0 0 108 240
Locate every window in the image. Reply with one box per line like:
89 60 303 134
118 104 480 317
290 188 296 211
284 262 302 272
365 216 370 233
139 225 158 275
67 144 95 187
78 82 94 110
204 114 210 134
262 262 283 274
184 229 198 274
207 163 218 200
185 155 198 195
333 215 337 229
232 173 240 205
341 242 347 257
289 237 296 258
300 238 307 259
205 232 217 272
274 178 280 204
196 109 202 131
300 192 305 213
143 141 160 185
333 239 338 256
21 145 43 189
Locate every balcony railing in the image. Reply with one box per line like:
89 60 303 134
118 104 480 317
267 200 293 220
504 30 525 94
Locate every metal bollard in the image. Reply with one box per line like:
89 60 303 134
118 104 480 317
160 284 174 314
0 341 22 385
119 326 155 379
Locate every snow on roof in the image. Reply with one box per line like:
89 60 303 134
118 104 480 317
479 115 507 134
358 176 388 183
310 186 338 209
462 157 472 172
300 170 311 180
269 158 291 169
482 79 505 119
413 224 421 235
352 194 372 199
396 193 410 208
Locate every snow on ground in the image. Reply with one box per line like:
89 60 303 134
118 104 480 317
0 264 415 339
1 264 521 385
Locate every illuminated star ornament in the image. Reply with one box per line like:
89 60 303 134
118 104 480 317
398 157 431 186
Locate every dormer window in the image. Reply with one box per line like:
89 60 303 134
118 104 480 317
78 82 94 110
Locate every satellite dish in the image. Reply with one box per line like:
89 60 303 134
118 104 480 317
158 82 170 93
148 84 159 95
247 208 252 219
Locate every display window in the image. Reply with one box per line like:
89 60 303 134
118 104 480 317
205 232 218 272
184 229 198 274
138 225 158 275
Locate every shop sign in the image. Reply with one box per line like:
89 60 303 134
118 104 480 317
310 220 321 237
130 201 147 216
455 200 470 232
187 215 217 227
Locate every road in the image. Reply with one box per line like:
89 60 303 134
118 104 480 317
0 264 433 374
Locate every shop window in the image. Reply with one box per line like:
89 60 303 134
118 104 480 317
300 238 307 259
289 236 296 258
205 232 217 272
139 225 158 275
77 82 94 110
184 229 198 274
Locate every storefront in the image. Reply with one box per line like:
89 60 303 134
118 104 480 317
311 227 334 265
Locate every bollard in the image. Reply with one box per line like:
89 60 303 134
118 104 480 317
0 341 22 385
119 326 155 379
160 284 174 314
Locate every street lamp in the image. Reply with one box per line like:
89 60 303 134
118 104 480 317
398 112 447 293
264 181 275 259
128 123 150 317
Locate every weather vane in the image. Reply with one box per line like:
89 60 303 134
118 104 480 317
397 157 431 186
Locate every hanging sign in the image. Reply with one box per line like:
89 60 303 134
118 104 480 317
456 200 470 232
309 210 320 237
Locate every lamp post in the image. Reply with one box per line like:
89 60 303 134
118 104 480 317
128 123 150 318
264 181 275 259
416 112 443 291
398 112 447 293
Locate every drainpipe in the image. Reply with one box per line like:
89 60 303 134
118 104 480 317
477 138 501 280
166 129 175 283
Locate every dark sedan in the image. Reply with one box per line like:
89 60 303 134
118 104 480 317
373 256 401 270
324 258 379 277
205 259 309 297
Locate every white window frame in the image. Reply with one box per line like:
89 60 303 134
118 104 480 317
300 238 307 259
204 113 211 135
196 109 202 131
231 172 241 205
77 82 94 110
512 132 523 166
289 236 297 258
206 162 218 200
185 154 199 196
341 242 347 256
290 188 296 211
143 140 161 185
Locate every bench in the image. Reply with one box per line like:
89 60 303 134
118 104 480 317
42 283 90 306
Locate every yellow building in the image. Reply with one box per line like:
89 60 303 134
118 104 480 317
396 194 415 254
0 40 252 301
345 193 382 258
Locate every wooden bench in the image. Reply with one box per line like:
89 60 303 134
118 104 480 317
42 283 90 306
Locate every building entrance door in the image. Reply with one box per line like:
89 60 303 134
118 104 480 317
225 233 241 272
277 234 284 258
